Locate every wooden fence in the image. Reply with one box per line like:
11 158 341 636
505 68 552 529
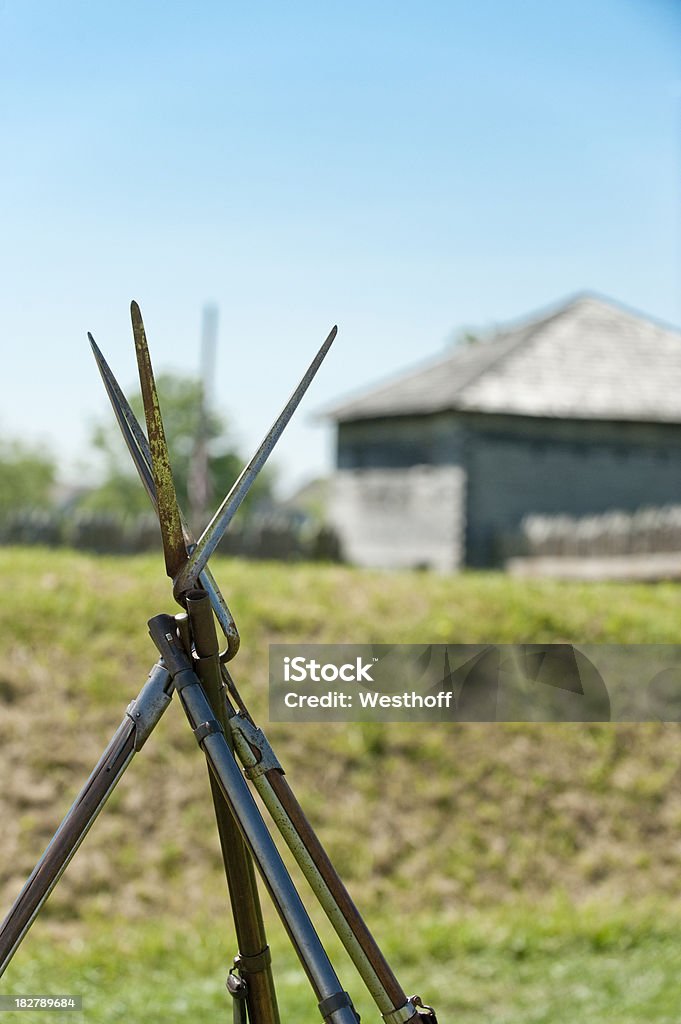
503 505 681 559
0 508 342 562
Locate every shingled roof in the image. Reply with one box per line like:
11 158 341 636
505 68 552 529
327 295 681 424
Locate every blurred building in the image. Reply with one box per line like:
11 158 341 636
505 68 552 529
326 294 681 569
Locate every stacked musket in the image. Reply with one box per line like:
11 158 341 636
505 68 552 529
0 303 438 1024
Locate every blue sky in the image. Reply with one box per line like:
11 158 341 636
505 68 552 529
0 0 679 494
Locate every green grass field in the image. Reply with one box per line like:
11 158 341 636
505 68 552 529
1 548 681 1022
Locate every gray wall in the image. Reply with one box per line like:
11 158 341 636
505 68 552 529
337 414 462 469
464 415 681 566
332 412 681 570
333 415 466 570
331 466 465 571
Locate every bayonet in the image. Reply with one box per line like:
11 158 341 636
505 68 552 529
92 312 336 602
131 300 188 584
172 324 337 596
88 332 157 508
88 329 240 659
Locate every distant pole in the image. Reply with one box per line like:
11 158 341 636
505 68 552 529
200 303 218 409
189 304 219 531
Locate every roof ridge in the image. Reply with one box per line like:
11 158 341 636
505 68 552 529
322 299 594 420
325 293 681 422
565 291 681 335
447 304 573 400
494 291 681 337
320 344 463 419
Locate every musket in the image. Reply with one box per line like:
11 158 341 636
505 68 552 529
93 302 434 1024
0 303 437 1024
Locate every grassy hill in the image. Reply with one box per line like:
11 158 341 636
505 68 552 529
1 547 681 1022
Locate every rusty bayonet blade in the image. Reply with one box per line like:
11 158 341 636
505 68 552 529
130 300 189 583
88 327 240 658
173 324 337 596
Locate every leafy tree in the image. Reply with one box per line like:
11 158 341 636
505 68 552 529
0 440 56 515
83 373 272 527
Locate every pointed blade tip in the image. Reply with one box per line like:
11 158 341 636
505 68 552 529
322 325 338 350
87 331 102 359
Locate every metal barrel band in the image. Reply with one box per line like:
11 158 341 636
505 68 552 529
382 1000 419 1024
318 990 359 1024
168 668 196 693
231 718 284 778
193 719 224 746
194 652 232 681
125 664 173 751
234 945 272 975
